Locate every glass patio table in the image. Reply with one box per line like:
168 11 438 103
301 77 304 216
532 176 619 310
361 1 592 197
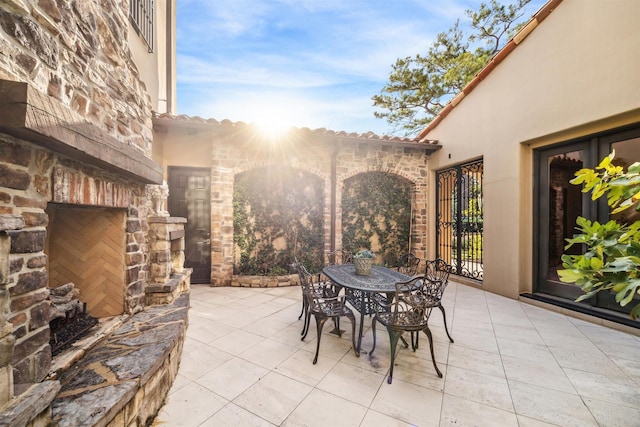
322 264 411 353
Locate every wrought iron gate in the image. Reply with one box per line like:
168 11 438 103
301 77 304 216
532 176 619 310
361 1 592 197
435 159 483 281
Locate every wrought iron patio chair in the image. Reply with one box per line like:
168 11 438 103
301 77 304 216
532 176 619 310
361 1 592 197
295 259 359 364
324 249 353 265
370 275 445 383
294 258 335 337
296 250 352 322
395 252 421 276
424 258 454 344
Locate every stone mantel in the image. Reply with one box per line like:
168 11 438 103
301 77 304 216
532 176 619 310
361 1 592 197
0 80 162 185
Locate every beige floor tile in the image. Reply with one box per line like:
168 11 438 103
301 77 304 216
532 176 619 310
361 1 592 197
370 378 442 426
242 316 292 338
154 381 228 427
502 354 576 393
300 328 357 362
233 371 313 425
316 361 385 407
389 346 447 392
574 323 640 347
446 329 499 354
440 393 518 426
444 365 513 411
549 344 629 378
185 316 235 344
360 410 413 426
497 337 555 363
516 415 562 427
492 323 545 345
610 356 640 385
196 357 268 400
270 323 314 348
447 344 505 378
210 328 266 355
179 339 235 381
583 396 640 427
275 348 339 386
168 373 191 395
564 368 640 409
597 340 640 362
509 380 598 427
200 402 275 426
281 388 367 427
239 337 299 369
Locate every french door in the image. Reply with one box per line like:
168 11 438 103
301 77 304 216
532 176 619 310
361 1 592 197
534 125 640 314
167 167 212 284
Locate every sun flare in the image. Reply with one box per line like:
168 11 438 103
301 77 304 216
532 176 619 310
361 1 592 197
252 108 296 140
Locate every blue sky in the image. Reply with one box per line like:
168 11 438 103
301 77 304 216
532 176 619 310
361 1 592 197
176 0 546 136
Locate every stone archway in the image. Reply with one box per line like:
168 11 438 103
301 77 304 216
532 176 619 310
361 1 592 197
198 124 436 286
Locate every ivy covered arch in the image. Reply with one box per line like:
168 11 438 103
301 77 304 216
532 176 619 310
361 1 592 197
341 171 414 266
233 164 325 274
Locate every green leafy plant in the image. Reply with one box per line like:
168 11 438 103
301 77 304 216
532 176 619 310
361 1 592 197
558 151 640 319
233 166 324 275
354 249 375 259
342 172 412 266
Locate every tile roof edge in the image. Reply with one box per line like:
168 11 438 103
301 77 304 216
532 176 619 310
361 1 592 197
417 0 563 142
152 112 438 145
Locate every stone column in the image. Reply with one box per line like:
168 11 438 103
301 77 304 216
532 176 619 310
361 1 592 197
0 215 25 406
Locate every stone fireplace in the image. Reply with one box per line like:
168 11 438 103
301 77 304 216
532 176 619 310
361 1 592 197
0 81 190 425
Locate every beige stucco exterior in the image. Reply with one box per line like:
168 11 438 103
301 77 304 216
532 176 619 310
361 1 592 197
129 0 177 114
422 0 640 299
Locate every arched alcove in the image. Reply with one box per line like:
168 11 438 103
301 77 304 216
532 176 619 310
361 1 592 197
233 165 325 274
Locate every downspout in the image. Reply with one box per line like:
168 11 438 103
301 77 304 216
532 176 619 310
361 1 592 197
165 0 174 113
330 141 340 252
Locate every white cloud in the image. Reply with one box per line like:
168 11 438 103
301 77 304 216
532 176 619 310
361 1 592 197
176 0 549 135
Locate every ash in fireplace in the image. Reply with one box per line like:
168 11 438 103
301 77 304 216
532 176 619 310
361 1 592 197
48 282 98 356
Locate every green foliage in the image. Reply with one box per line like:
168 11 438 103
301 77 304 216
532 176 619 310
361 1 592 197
558 152 640 319
342 172 412 266
233 166 324 275
372 0 532 137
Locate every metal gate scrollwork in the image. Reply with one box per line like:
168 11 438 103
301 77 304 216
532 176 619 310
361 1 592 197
436 159 484 281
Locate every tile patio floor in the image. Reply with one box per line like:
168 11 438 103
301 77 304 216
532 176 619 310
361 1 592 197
154 281 640 426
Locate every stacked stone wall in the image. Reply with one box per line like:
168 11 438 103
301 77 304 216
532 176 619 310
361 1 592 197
0 0 153 156
209 132 430 286
0 133 151 385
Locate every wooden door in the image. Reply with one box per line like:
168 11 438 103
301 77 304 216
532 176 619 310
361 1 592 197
168 167 211 284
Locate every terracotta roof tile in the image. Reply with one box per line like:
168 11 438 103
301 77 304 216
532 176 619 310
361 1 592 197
152 112 439 146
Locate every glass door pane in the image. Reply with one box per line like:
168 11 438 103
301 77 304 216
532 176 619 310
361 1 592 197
535 143 590 300
593 136 640 313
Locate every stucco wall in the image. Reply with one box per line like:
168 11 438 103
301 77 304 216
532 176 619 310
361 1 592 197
423 0 640 298
129 0 175 114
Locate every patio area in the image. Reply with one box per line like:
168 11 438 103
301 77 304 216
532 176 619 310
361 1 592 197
154 281 640 426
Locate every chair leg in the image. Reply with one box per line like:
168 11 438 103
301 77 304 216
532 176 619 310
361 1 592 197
370 316 378 356
386 328 401 384
301 308 312 340
313 317 328 364
300 299 309 336
298 297 305 320
345 312 359 357
423 326 443 378
410 331 419 350
438 304 454 343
